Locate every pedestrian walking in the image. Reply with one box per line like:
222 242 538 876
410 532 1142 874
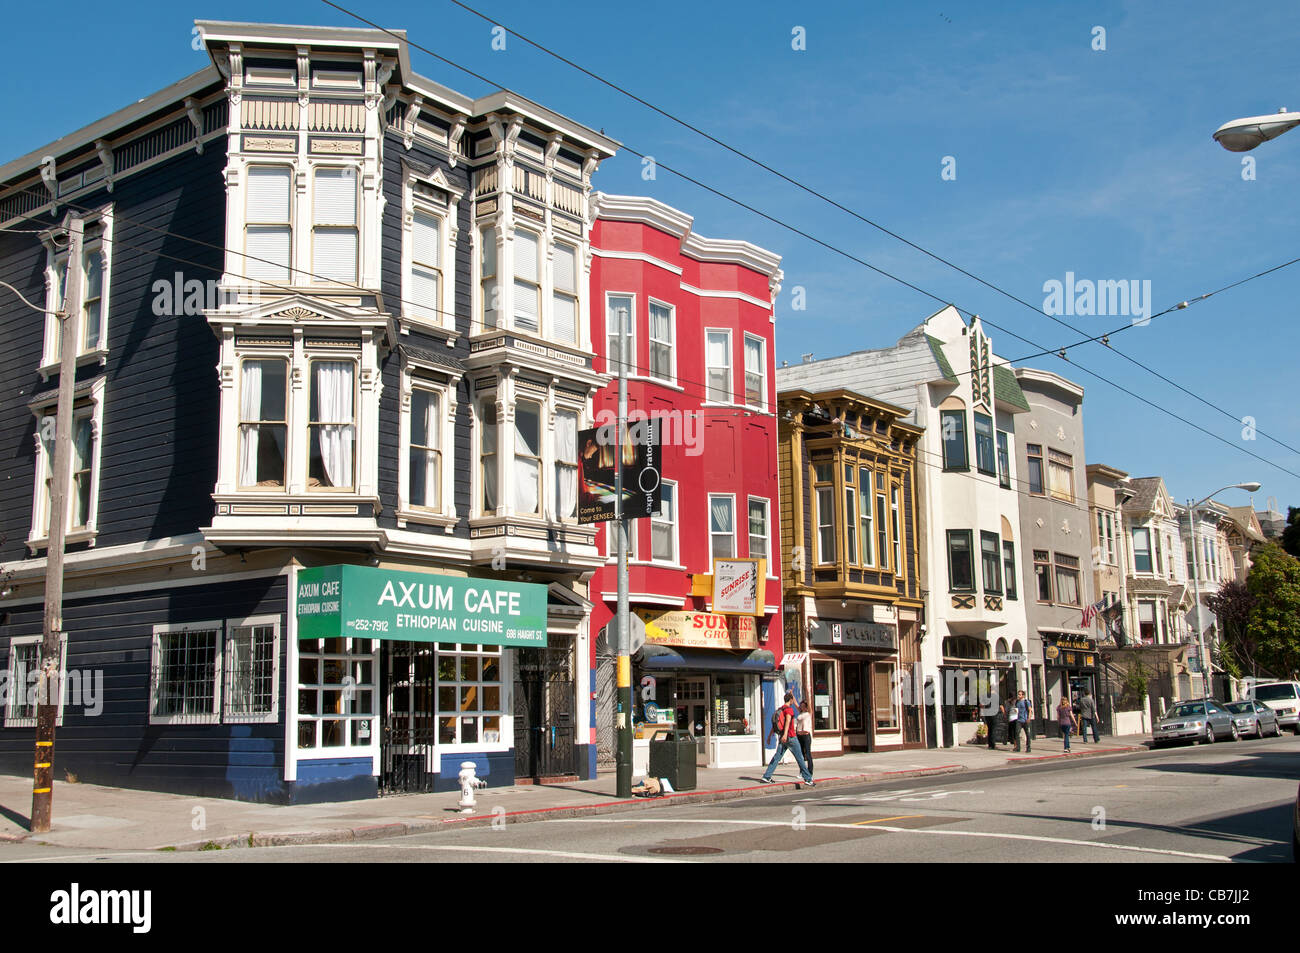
1057 694 1079 752
1014 690 1033 752
984 699 1001 750
1078 689 1101 743
760 692 814 785
795 700 814 778
1007 693 1020 749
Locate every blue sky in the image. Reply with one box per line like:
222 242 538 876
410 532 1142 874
4 0 1298 511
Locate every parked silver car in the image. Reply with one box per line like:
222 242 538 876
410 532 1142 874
1224 699 1281 738
1152 700 1239 748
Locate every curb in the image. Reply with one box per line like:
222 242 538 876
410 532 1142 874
160 763 970 851
1005 744 1146 763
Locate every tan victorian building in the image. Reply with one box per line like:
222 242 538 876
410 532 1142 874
778 388 925 754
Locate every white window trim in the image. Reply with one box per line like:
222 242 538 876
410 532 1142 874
814 477 835 566
646 297 677 385
397 358 460 528
39 206 113 379
295 635 380 759
241 162 294 288
552 404 582 524
431 643 512 752
743 332 767 411
214 334 381 501
400 162 464 332
149 621 224 726
511 226 542 335
859 467 875 568
605 291 636 377
708 492 737 562
650 479 679 564
4 635 68 728
747 495 771 569
551 239 581 347
222 614 281 725
703 327 733 406
27 377 106 552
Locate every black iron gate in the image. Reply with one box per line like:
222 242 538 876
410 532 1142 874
380 641 437 795
514 641 576 779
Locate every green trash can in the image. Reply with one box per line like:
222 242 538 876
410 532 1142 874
648 730 697 791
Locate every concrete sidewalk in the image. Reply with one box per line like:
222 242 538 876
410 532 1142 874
0 733 1148 852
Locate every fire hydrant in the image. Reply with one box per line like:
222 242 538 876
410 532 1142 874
458 761 486 813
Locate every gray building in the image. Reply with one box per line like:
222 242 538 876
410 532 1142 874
1012 367 1098 734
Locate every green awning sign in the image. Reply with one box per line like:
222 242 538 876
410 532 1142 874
296 565 548 647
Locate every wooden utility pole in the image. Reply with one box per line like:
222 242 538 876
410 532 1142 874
31 215 82 833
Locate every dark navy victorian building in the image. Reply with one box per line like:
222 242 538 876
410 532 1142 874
0 21 616 802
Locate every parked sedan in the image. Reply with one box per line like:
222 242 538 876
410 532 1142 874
1152 700 1239 748
1224 699 1281 739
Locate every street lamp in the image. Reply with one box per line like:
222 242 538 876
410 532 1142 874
1185 482 1261 699
1213 109 1300 152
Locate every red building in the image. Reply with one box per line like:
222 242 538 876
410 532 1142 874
587 193 784 773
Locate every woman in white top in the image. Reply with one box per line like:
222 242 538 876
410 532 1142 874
796 700 814 777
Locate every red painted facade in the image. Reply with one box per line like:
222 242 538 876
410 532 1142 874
587 195 784 669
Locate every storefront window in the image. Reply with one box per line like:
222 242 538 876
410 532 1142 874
843 663 864 732
712 674 754 736
812 661 837 730
874 662 899 730
298 637 376 750
435 643 504 745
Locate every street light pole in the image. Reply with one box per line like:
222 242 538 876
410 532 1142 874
32 215 83 833
614 305 633 799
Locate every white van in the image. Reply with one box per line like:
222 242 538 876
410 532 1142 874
1248 681 1300 734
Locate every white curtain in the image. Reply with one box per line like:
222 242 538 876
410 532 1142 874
707 331 730 400
315 362 354 488
555 412 577 519
411 390 439 508
239 361 262 486
514 403 540 514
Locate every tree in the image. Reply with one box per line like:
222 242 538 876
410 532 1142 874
1244 543 1300 679
1205 580 1256 677
1283 506 1300 560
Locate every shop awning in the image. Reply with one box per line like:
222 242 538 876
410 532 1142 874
634 645 777 673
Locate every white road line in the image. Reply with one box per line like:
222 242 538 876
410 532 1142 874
244 842 689 863
545 817 1233 862
2 851 163 863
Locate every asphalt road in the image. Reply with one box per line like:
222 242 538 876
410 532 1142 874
3 735 1297 864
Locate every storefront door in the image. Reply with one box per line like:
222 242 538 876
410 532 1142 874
514 642 577 780
380 640 437 795
842 661 870 750
676 677 710 766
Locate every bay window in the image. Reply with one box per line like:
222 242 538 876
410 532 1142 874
312 167 359 284
307 360 356 490
891 485 901 572
512 229 541 332
875 487 888 571
1047 449 1074 502
1026 443 1044 495
480 227 499 330
814 464 834 563
554 409 578 520
981 531 1002 594
244 165 292 284
1132 527 1152 573
1003 541 1017 600
479 402 498 513
744 334 766 409
996 430 1010 488
845 470 858 565
606 295 634 375
974 412 996 476
947 530 974 592
859 467 874 566
941 409 967 470
513 400 542 515
706 329 731 403
552 242 578 343
648 300 674 381
238 358 288 489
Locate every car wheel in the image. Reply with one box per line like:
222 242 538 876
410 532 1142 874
1151 740 1163 750
1254 721 1262 738
1230 723 1240 742
1202 724 1215 745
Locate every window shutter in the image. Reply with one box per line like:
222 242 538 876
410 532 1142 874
246 227 291 283
514 280 539 330
553 243 575 292
313 229 358 284
412 211 440 267
314 168 357 225
247 167 291 222
514 231 538 281
553 293 576 342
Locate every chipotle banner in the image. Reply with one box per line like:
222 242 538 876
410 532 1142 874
634 609 759 650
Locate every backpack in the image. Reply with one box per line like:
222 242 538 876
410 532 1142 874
770 705 792 739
